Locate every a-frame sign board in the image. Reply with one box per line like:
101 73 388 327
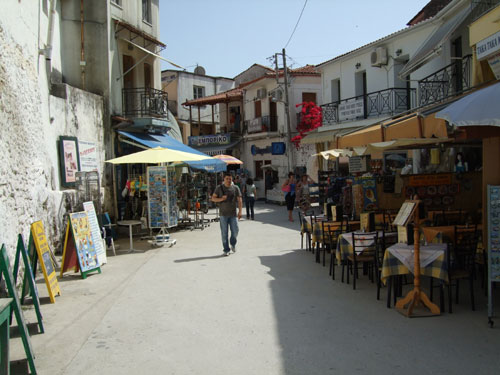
0 245 37 375
29 221 61 303
13 234 44 333
60 211 101 279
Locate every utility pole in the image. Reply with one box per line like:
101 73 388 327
274 49 294 173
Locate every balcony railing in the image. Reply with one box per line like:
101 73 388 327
471 0 500 22
122 87 169 118
245 115 278 134
321 87 416 126
418 55 472 107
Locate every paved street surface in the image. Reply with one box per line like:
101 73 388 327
10 202 500 374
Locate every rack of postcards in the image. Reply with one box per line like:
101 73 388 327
146 166 178 246
177 171 210 230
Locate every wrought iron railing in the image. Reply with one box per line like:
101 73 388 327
418 54 472 107
122 87 169 117
320 87 416 126
245 115 278 134
471 0 500 22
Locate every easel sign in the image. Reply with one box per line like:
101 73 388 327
13 234 44 333
30 220 61 303
0 245 37 375
83 201 107 266
61 211 101 279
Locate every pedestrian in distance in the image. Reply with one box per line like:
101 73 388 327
243 177 257 220
282 172 296 222
212 172 243 256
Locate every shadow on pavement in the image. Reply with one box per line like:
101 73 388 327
174 255 226 263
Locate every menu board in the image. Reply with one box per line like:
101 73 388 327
361 177 378 211
69 212 100 272
393 201 416 227
148 166 178 228
83 201 106 265
30 220 61 303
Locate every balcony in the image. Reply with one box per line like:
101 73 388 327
418 54 472 107
245 115 278 134
122 87 169 118
321 87 416 126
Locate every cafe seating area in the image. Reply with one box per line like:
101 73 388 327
299 204 486 315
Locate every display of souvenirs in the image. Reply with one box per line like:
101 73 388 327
69 212 99 272
405 183 460 209
488 185 500 280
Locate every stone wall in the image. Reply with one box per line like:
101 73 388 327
0 21 104 260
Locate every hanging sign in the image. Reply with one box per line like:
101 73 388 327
188 133 230 147
78 140 99 173
30 220 61 303
83 201 107 266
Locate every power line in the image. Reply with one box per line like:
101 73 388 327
284 0 309 49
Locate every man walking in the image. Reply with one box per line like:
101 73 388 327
212 172 243 256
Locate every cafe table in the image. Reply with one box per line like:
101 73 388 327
117 220 142 252
422 224 482 244
336 230 381 263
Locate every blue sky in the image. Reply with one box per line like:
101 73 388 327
159 0 431 78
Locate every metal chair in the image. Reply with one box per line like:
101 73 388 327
347 231 378 290
375 230 398 301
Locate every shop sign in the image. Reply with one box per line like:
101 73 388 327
339 98 364 121
408 173 452 186
488 52 500 80
476 31 500 61
349 156 368 173
78 140 99 173
248 118 262 133
188 133 230 147
251 144 271 155
271 142 286 155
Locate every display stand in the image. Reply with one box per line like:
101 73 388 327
29 221 61 303
394 200 441 317
60 212 101 279
13 234 44 333
0 245 37 375
487 185 500 327
147 166 177 247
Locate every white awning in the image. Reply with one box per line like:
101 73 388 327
435 82 500 127
118 37 185 69
314 149 353 160
399 6 471 78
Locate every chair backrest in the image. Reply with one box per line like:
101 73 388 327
378 230 397 266
433 210 447 226
446 210 463 226
452 225 478 270
322 221 340 248
351 231 378 259
383 210 397 232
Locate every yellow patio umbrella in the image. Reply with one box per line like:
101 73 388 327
213 154 243 165
105 147 213 164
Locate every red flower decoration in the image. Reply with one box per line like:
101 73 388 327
293 102 322 147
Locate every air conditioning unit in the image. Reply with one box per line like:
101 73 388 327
371 47 388 67
269 88 283 102
256 88 267 99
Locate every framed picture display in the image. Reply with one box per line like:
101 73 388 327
58 136 81 187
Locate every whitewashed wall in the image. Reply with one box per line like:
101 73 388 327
0 2 105 259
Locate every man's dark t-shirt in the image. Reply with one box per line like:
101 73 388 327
214 184 241 217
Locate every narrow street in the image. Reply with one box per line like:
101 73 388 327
10 202 500 375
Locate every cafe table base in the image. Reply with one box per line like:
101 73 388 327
395 289 440 317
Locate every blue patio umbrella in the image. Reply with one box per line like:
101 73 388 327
435 82 500 127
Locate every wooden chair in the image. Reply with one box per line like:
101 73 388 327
327 219 349 280
446 225 479 313
347 231 378 290
375 230 398 301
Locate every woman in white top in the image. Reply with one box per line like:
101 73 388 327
243 177 257 220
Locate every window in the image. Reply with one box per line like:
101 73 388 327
111 0 121 6
193 85 205 99
302 92 317 104
331 79 340 103
254 100 262 118
142 0 151 23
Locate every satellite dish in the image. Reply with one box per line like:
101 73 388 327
194 66 206 75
